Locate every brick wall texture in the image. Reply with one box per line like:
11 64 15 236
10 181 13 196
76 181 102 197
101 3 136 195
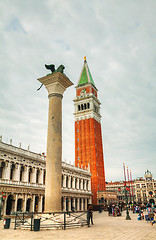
75 118 106 204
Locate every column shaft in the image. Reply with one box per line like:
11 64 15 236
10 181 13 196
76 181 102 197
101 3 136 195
45 95 62 212
13 164 20 182
3 162 11 180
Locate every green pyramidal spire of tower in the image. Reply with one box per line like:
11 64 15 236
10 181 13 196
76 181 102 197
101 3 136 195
77 57 96 87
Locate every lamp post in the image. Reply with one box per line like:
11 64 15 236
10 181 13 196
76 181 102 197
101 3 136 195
118 186 131 220
123 164 131 220
125 186 131 220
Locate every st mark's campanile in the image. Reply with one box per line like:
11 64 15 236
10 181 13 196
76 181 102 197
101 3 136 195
74 57 106 205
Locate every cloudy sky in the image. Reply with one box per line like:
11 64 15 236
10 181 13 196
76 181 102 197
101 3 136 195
0 0 156 181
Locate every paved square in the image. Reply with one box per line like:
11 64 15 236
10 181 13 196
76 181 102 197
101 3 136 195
0 211 155 240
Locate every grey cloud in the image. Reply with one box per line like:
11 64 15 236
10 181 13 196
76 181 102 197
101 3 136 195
0 0 156 181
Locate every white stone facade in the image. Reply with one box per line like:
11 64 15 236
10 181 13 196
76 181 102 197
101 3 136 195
106 171 156 205
106 181 136 203
0 140 92 215
134 170 156 204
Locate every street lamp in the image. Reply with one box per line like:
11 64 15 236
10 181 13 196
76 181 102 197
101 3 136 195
118 187 131 220
123 163 131 220
125 186 131 220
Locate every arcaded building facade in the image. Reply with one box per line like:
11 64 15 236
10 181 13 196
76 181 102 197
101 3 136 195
0 138 92 215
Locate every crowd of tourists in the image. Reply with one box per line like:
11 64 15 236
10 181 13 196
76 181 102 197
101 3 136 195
106 203 156 226
107 205 122 217
87 203 156 227
135 204 156 226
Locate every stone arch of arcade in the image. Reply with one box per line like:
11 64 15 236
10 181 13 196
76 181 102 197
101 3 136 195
6 194 13 215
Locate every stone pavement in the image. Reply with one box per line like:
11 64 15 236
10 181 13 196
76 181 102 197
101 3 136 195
0 211 155 240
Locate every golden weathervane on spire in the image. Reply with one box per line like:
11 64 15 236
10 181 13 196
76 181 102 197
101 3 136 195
84 56 86 61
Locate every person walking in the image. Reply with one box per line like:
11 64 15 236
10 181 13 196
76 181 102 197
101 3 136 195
151 213 156 226
87 205 93 227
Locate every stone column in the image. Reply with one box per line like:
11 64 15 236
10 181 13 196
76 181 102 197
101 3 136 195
38 71 73 212
38 169 44 185
13 164 20 182
68 176 71 189
3 196 8 215
63 175 66 188
14 194 18 212
30 195 35 212
23 195 27 212
38 195 43 212
72 197 75 210
72 177 75 189
88 180 91 191
85 198 88 210
77 178 79 190
68 198 71 212
63 197 66 211
31 168 37 184
80 179 83 190
84 180 87 191
23 166 29 183
3 161 11 180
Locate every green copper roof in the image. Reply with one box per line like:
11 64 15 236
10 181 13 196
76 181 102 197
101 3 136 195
77 59 96 87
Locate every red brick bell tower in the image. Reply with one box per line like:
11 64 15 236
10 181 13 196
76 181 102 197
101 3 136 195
74 57 106 205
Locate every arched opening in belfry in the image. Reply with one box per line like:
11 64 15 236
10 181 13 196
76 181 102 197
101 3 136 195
34 196 39 212
6 194 13 215
87 102 90 109
84 103 86 110
26 198 31 212
17 198 23 212
10 163 15 180
0 161 5 178
20 165 24 181
78 105 80 111
81 104 83 110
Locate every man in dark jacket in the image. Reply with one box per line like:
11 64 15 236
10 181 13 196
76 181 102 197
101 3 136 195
87 205 93 227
